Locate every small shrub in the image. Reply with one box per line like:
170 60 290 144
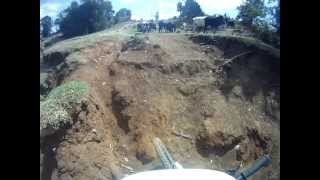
121 35 146 51
129 25 138 34
251 21 280 48
40 99 71 130
48 81 89 107
40 81 89 131
234 21 243 30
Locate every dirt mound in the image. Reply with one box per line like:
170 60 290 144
40 32 280 180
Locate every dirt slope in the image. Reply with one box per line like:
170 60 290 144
40 24 280 180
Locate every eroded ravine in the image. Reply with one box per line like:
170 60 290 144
40 32 280 180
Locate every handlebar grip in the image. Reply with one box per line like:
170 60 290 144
236 155 271 180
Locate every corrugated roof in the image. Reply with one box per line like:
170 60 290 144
192 16 208 20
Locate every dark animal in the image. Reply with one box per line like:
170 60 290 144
204 16 225 32
193 16 226 33
158 21 176 33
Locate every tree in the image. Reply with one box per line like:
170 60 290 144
40 16 53 38
252 19 279 48
155 11 159 22
177 0 204 23
236 0 267 28
115 8 131 23
236 0 279 48
70 1 79 9
177 2 183 14
56 0 114 38
269 0 280 34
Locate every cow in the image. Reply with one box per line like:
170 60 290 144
193 15 226 33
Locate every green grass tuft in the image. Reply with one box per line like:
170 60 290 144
48 81 89 107
40 99 71 130
40 81 89 131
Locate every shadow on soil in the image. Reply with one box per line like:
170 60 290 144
189 34 280 123
41 129 66 180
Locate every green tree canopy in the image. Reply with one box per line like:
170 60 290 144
236 0 279 48
236 0 267 27
115 8 131 23
40 16 53 38
177 0 205 23
177 2 183 14
56 0 114 38
269 0 280 34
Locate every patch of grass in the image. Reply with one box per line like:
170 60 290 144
121 35 146 51
128 24 138 35
48 81 89 107
40 81 89 131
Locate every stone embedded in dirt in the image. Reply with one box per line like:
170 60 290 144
92 129 97 134
232 85 242 97
196 130 244 157
234 144 240 150
136 150 154 165
176 85 197 97
135 134 157 165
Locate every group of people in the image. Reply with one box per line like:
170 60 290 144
136 16 235 34
137 22 157 33
137 21 177 33
158 21 176 33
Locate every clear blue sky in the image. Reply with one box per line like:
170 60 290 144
40 0 243 21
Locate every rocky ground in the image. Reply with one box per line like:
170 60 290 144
40 22 280 180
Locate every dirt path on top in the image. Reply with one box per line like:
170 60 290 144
147 33 212 63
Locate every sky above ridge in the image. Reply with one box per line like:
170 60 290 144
40 0 243 21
